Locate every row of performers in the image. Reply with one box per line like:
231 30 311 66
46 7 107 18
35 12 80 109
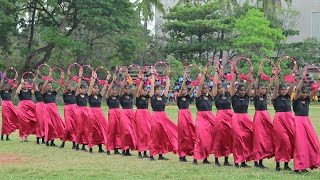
0 66 320 174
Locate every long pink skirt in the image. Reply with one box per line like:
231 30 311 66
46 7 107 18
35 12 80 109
62 104 78 142
232 113 254 163
76 106 89 145
253 110 275 161
120 109 137 150
149 111 178 156
213 109 233 158
273 112 295 162
18 100 36 137
178 109 195 157
107 108 122 150
1 101 19 135
45 103 65 140
193 111 216 160
294 116 320 170
88 107 108 148
35 102 46 138
135 109 151 152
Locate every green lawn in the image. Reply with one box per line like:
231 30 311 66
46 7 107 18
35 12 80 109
0 106 320 180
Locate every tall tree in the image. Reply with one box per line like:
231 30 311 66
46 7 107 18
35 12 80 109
135 0 165 29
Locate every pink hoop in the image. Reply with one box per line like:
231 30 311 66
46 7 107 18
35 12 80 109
184 64 202 86
154 61 170 81
205 60 222 82
38 64 51 81
95 66 111 86
218 58 234 81
22 71 35 88
303 64 320 83
259 59 277 81
233 57 253 81
81 65 94 82
277 56 298 83
126 64 141 85
4 67 18 87
50 67 65 84
113 67 124 85
140 66 153 85
68 63 83 83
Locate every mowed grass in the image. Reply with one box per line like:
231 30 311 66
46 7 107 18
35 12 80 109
0 105 320 180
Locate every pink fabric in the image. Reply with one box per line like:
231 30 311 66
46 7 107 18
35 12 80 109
120 109 137 150
1 101 19 135
76 106 89 145
88 107 108 148
135 109 151 152
178 109 195 157
45 103 65 140
35 102 46 138
62 104 78 142
17 100 36 137
107 108 122 150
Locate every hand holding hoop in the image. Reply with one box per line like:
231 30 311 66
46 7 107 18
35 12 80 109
233 57 253 81
277 56 298 83
22 71 35 88
4 67 18 88
259 59 277 81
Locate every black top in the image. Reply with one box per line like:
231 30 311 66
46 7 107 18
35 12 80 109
232 94 250 113
76 94 88 107
34 91 43 102
136 95 149 109
151 95 167 112
196 95 213 111
272 94 292 112
214 92 232 110
107 96 120 109
43 91 57 103
120 94 133 109
293 97 310 116
254 94 268 111
0 89 12 101
63 90 77 105
18 89 32 101
177 94 190 109
89 94 102 108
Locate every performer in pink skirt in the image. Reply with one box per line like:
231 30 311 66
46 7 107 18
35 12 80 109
149 70 178 161
272 73 295 172
252 67 275 168
135 73 151 159
193 67 216 165
16 79 37 142
118 73 138 156
59 69 78 149
292 72 320 174
42 71 65 147
177 72 196 162
229 71 254 168
0 74 19 141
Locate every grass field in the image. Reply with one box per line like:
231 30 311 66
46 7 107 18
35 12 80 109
0 105 320 180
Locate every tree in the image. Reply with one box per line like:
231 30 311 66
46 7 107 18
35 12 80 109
135 0 165 29
0 0 17 52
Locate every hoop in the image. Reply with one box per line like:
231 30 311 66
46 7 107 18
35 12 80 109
184 64 202 86
38 64 51 81
154 61 170 83
81 65 94 82
68 63 82 83
50 67 65 84
113 67 124 85
140 66 153 85
277 56 298 83
22 71 35 89
95 66 111 86
259 59 277 81
4 67 18 87
218 58 234 81
205 60 222 82
126 64 141 85
233 57 253 81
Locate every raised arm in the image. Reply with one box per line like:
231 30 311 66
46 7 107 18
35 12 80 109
100 74 110 97
16 79 23 95
164 77 170 97
32 75 39 92
178 72 187 97
287 81 295 97
55 73 64 93
87 73 96 96
211 65 219 97
294 78 304 101
229 66 236 97
63 69 71 94
0 71 5 91
272 74 279 100
119 75 126 97
310 73 320 100
254 66 262 96
196 67 206 98
247 74 253 96
106 75 116 99
149 73 155 97
133 71 142 97
41 70 52 94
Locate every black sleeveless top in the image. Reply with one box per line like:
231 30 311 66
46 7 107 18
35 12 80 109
254 94 268 111
232 94 250 113
177 95 190 109
43 91 57 103
272 94 292 112
215 92 232 110
136 95 149 109
120 94 133 109
89 94 102 108
196 95 213 111
18 89 32 101
63 90 77 105
293 97 310 116
0 89 12 101
107 96 120 109
34 91 43 102
76 94 88 107
151 95 167 112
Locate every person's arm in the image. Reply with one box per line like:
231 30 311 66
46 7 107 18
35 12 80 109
272 73 279 100
254 66 262 97
106 75 115 99
294 78 303 101
247 74 253 97
55 73 64 93
87 73 96 96
63 69 71 94
310 73 320 100
266 78 274 97
211 66 219 97
16 79 23 95
149 73 155 97
100 74 111 97
229 66 236 97
164 75 170 97
196 67 206 98
41 70 52 94
178 72 187 97
0 71 5 91
119 75 126 97
32 75 39 92
287 81 295 97
188 85 196 97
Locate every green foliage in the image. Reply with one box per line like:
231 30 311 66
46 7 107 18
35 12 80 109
0 0 17 52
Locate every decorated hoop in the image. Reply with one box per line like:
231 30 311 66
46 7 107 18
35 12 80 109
218 58 234 81
37 64 51 81
125 64 141 85
303 64 320 84
233 57 253 81
154 61 170 84
4 67 18 87
95 66 111 86
205 60 222 82
68 63 82 83
277 56 298 83
184 64 202 86
113 67 124 85
259 59 277 81
140 66 153 86
22 71 35 89
81 65 94 82
50 67 65 84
